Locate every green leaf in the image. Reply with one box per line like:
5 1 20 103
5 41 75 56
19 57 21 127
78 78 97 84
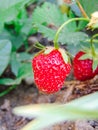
0 0 30 10
59 32 88 45
32 2 77 30
11 34 25 50
32 2 64 26
36 26 88 46
20 18 35 35
13 92 98 130
0 0 35 31
37 26 88 45
0 29 25 50
0 62 33 86
18 52 33 61
38 24 56 40
13 8 28 33
0 51 33 86
10 52 32 76
0 78 19 85
67 42 88 56
79 0 98 17
32 2 88 45
0 40 12 76
10 52 21 76
13 8 35 35
17 63 33 79
78 21 88 30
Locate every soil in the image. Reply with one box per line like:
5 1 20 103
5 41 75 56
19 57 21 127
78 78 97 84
0 75 98 130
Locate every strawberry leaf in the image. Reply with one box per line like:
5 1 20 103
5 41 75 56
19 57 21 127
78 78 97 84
59 32 88 45
0 63 33 85
10 52 32 76
0 0 36 32
0 78 20 85
38 24 56 40
32 2 65 26
32 2 88 45
13 92 98 130
0 39 12 76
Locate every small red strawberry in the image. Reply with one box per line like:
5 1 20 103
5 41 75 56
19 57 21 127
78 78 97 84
73 51 98 81
32 47 71 94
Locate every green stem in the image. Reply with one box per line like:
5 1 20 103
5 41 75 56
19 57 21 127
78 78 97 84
76 0 89 18
35 42 45 49
26 42 45 52
53 17 89 49
90 43 96 56
0 85 17 97
91 34 98 43
86 39 98 43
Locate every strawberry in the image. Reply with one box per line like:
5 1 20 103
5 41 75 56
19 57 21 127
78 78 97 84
73 51 98 81
32 47 71 94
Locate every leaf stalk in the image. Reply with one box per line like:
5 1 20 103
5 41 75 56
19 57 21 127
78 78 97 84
53 17 89 49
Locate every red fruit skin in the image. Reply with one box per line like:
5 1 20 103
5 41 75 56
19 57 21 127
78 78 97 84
32 49 71 94
73 51 98 81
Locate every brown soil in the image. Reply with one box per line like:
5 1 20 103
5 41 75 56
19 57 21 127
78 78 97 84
0 76 98 130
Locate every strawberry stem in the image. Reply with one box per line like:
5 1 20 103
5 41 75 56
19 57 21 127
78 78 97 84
86 39 98 43
0 85 17 97
90 43 96 56
91 34 98 43
53 18 89 49
76 0 89 19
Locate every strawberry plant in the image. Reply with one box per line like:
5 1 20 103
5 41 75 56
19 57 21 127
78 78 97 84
12 0 98 130
0 0 38 96
0 0 98 129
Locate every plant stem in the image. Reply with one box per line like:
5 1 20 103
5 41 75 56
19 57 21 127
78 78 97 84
86 39 98 43
0 85 17 97
35 42 45 49
91 34 98 43
26 42 45 52
90 42 96 56
53 17 89 49
76 0 89 19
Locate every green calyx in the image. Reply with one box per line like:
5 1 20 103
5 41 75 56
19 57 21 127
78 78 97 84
44 46 69 64
59 48 69 63
34 42 45 50
79 33 98 71
44 46 54 54
79 45 98 72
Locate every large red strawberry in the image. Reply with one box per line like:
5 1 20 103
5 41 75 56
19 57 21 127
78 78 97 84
32 47 71 94
73 51 98 81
